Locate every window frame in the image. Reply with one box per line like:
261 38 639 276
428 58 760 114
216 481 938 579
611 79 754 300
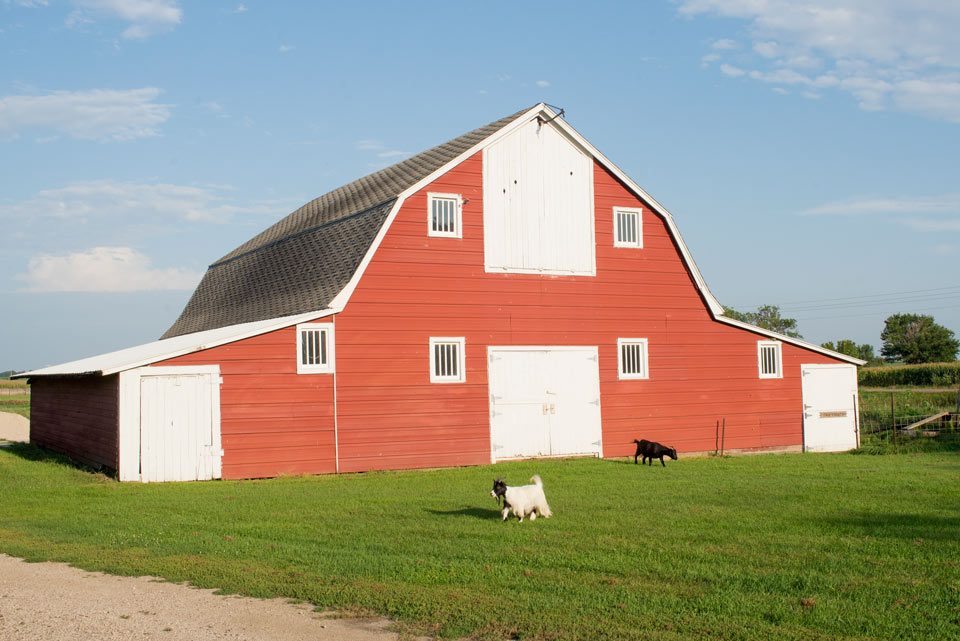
429 337 466 383
427 192 463 239
617 338 649 380
613 206 643 249
296 322 335 374
757 340 783 379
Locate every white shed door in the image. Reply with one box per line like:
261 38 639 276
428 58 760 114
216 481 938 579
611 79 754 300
140 373 219 482
489 348 602 460
801 364 859 452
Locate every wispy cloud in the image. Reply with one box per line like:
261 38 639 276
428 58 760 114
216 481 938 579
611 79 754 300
797 194 960 233
278 44 294 53
356 139 409 162
0 87 172 142
536 80 550 87
16 246 202 292
678 0 960 122
797 194 960 217
68 0 182 39
0 180 279 225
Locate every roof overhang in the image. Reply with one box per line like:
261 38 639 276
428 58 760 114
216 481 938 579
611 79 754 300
15 309 336 379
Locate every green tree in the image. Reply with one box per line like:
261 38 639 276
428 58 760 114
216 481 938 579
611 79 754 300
724 305 802 338
880 313 959 364
819 340 877 362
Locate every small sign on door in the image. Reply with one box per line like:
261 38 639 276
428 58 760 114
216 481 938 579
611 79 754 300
819 410 848 419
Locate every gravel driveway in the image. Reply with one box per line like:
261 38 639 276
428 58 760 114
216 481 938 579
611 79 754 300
0 554 417 641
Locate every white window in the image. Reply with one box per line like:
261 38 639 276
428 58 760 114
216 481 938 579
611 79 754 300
613 207 642 248
618 338 649 380
758 341 782 379
428 193 462 238
430 337 465 383
297 323 334 374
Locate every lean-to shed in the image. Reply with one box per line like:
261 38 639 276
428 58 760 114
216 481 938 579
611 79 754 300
19 104 864 481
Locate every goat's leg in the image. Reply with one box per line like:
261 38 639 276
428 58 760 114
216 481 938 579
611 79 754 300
501 507 510 521
660 456 666 467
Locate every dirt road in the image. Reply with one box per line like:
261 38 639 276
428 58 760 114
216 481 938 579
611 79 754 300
0 554 418 641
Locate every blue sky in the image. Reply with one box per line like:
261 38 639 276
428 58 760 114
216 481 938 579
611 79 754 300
2 0 960 370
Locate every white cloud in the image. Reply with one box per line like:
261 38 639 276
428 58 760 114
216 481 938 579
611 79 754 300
711 38 738 50
720 64 746 77
536 80 550 87
356 139 408 161
69 0 182 39
677 0 960 122
278 44 294 53
17 246 202 292
0 180 279 225
753 40 779 58
798 194 960 217
701 53 721 65
0 87 171 142
233 3 247 12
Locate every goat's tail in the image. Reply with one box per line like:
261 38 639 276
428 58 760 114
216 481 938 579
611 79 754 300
530 474 543 487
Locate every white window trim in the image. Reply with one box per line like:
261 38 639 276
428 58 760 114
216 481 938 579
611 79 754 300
613 206 643 249
758 340 783 379
427 192 463 239
617 338 649 380
429 337 466 383
297 322 334 374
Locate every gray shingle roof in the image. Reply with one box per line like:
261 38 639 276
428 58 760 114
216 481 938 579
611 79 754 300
162 106 531 339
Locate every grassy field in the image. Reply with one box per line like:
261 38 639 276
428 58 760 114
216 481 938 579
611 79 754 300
0 378 29 419
1 446 957 640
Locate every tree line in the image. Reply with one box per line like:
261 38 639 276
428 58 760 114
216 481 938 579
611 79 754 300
724 307 959 365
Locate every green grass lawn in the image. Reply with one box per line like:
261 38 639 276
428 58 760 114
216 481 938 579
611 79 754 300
1 447 957 640
0 378 30 419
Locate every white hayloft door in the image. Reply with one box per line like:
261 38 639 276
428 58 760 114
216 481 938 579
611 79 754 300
488 347 603 461
120 366 222 482
483 118 595 275
801 364 859 452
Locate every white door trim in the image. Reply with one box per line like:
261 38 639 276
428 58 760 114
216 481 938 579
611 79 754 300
119 365 222 482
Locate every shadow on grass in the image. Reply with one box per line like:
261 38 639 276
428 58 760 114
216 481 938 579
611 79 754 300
0 442 114 477
826 511 960 541
425 506 501 520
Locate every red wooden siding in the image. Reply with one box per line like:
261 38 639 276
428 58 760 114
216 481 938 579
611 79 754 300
330 152 845 472
30 375 119 471
159 327 336 479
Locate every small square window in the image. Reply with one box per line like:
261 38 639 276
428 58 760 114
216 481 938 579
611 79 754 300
618 338 649 379
430 337 465 383
758 341 782 379
613 207 642 248
297 323 334 374
428 193 462 238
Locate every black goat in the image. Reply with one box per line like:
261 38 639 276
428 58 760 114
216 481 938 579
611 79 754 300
633 439 678 467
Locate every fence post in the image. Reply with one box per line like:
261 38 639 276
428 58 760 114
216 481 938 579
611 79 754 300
890 391 896 451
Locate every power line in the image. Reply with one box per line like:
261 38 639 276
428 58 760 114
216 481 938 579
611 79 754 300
730 284 960 314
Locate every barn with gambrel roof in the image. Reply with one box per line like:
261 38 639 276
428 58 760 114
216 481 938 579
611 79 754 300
19 104 864 481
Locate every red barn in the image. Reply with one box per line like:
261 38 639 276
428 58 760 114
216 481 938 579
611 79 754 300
19 104 864 481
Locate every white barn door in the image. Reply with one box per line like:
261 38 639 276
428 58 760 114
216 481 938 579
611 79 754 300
120 366 222 482
801 364 859 452
488 347 602 461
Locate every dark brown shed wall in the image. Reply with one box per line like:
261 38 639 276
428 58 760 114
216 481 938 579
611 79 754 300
30 375 120 472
